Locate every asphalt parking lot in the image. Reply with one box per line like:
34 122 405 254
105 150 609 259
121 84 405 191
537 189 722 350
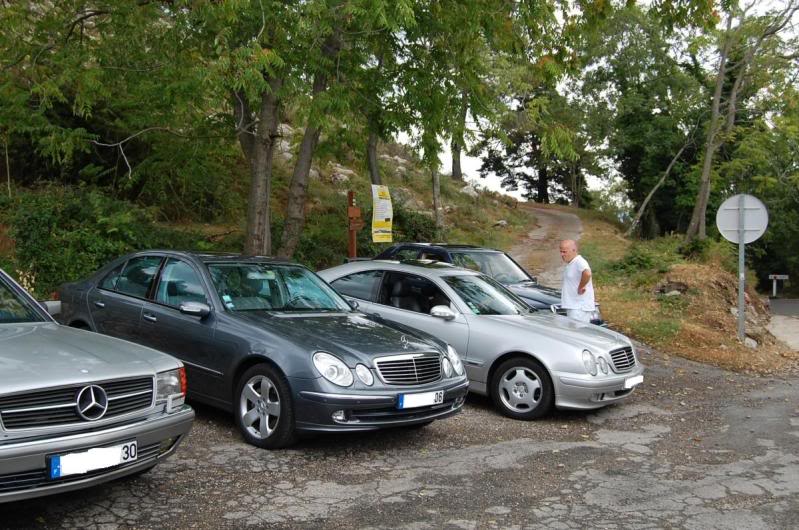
3 347 798 529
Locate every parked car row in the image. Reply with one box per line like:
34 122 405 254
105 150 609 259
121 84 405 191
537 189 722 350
1 245 643 503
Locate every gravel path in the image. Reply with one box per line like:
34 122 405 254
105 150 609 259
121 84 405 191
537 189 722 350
508 205 582 286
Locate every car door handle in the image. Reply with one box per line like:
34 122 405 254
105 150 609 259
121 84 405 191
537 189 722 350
94 301 105 309
142 313 157 323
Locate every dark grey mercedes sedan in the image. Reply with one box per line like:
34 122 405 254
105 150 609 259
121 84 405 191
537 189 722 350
59 251 468 449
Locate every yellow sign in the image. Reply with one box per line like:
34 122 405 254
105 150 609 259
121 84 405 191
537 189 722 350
371 185 393 243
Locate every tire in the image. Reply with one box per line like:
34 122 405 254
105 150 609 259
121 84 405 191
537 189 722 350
490 357 554 420
234 364 297 449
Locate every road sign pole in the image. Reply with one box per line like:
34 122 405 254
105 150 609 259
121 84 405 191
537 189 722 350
737 194 745 342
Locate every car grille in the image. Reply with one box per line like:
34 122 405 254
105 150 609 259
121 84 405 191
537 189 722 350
609 347 636 373
0 377 154 431
374 354 442 385
0 441 162 494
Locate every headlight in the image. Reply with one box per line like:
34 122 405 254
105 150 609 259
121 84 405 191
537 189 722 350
446 345 464 376
355 364 374 386
156 367 186 411
582 350 598 376
597 356 609 374
313 352 354 387
442 358 453 378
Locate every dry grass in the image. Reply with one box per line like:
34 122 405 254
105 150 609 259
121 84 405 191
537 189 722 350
577 216 799 374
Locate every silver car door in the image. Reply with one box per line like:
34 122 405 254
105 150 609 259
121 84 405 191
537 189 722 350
372 271 469 354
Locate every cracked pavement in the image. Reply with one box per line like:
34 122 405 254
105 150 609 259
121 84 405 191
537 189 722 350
2 347 798 529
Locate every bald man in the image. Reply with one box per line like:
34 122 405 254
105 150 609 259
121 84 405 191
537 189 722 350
559 240 595 323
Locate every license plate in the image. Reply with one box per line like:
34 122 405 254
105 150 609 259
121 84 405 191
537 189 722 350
624 375 644 389
49 441 137 480
398 390 444 409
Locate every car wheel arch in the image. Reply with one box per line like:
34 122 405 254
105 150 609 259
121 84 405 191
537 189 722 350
487 351 555 395
230 355 289 402
68 319 92 330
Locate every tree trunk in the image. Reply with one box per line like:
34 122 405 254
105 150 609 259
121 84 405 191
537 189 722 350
367 129 381 185
432 167 443 229
277 28 342 259
685 13 733 242
570 163 579 208
451 139 463 181
241 78 282 256
625 140 690 237
537 166 549 203
277 101 322 258
451 91 468 181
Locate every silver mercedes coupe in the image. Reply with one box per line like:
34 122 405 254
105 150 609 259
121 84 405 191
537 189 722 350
319 260 644 420
0 268 194 503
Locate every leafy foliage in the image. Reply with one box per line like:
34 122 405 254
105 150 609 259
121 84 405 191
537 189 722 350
8 188 209 295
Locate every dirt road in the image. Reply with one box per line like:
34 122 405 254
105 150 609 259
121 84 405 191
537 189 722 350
508 204 582 286
769 299 799 351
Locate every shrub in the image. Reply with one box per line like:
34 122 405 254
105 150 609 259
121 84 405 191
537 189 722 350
9 187 207 295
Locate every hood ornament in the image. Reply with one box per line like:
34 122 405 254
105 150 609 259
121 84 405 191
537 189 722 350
400 335 409 349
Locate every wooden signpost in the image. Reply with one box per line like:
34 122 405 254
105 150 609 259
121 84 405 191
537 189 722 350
347 191 364 259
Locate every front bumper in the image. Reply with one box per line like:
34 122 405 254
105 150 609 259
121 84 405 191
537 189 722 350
553 364 645 410
292 377 469 432
0 405 194 503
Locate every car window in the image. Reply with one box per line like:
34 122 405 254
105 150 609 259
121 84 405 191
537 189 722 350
0 274 43 324
207 263 350 312
394 248 420 261
450 251 530 284
330 270 382 301
115 256 162 299
99 262 125 291
443 274 530 315
451 253 481 271
155 259 208 308
378 272 451 314
419 251 446 261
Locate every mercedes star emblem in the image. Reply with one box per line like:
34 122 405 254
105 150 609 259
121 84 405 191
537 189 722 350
76 385 109 421
400 335 409 349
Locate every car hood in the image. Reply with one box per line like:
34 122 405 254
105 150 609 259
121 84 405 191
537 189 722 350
231 312 441 365
507 281 561 304
0 323 180 396
482 312 629 353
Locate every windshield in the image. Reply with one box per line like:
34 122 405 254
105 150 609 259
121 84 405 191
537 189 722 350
449 251 531 285
444 274 533 316
0 273 45 324
207 263 351 313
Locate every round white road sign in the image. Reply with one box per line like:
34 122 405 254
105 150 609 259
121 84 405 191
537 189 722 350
715 194 768 244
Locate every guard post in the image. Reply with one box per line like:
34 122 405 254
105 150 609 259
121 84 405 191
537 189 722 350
769 274 789 298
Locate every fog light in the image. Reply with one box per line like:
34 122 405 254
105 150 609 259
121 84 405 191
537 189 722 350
332 410 347 422
158 436 177 455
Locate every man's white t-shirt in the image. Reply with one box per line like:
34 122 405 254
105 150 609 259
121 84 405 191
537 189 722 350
561 255 595 311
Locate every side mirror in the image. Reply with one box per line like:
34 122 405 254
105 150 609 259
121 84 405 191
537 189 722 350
347 298 359 310
179 301 211 318
430 305 456 321
41 300 61 316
